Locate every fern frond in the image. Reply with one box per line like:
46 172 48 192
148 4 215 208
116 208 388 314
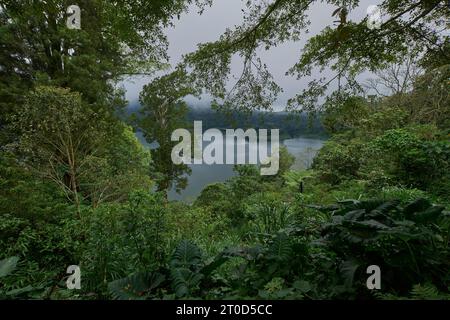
410 283 440 300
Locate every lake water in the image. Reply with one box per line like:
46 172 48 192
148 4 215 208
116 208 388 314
136 132 325 202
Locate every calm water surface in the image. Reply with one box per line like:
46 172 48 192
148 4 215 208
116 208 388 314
136 132 325 202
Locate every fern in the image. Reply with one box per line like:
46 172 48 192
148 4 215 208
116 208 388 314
410 284 441 300
375 284 450 300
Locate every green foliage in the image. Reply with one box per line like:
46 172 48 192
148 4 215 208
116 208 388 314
312 140 362 184
138 69 198 195
77 191 168 295
0 257 19 278
184 0 447 115
377 186 428 204
283 170 314 191
193 183 235 219
1 0 449 302
376 283 450 300
108 239 230 299
315 198 450 297
0 0 208 130
108 272 165 300
8 86 152 209
322 95 370 134
170 240 202 270
243 193 293 241
371 128 450 192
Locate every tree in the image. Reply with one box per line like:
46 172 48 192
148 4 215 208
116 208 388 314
79 124 153 208
365 52 422 98
183 0 449 115
139 69 200 197
0 0 211 141
404 64 450 128
11 87 102 211
10 86 151 213
322 95 370 134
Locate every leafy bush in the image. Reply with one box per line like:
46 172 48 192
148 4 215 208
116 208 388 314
314 198 450 297
243 193 294 241
108 240 231 299
312 140 363 184
77 191 168 296
370 128 450 190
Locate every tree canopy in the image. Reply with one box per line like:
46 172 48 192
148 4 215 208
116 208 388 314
184 0 449 114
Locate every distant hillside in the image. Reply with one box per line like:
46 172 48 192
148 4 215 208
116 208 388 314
125 102 327 139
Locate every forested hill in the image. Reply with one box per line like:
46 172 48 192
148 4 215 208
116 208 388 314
127 101 327 139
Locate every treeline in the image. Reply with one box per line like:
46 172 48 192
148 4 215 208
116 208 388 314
187 108 326 139
127 101 327 139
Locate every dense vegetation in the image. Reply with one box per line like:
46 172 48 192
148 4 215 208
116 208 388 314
128 102 327 140
0 0 449 300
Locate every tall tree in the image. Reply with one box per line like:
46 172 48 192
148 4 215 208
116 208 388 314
139 69 200 197
10 86 105 212
183 0 449 115
0 0 211 139
10 86 152 213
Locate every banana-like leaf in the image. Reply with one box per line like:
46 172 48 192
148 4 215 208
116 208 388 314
412 206 444 223
170 240 202 269
0 256 19 278
171 268 203 298
403 198 432 217
340 260 360 288
108 272 165 300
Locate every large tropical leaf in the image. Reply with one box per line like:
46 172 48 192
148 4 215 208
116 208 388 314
403 198 432 218
411 205 444 223
340 260 360 288
200 252 230 277
343 209 365 221
352 219 389 230
170 240 202 269
108 272 165 300
0 256 19 278
267 233 292 261
374 200 400 214
170 268 203 298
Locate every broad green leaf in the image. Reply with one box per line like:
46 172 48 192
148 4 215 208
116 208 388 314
0 256 19 278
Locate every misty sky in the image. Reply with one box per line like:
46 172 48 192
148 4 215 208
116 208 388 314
122 0 382 110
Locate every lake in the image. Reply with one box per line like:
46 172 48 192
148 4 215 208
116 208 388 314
136 132 325 202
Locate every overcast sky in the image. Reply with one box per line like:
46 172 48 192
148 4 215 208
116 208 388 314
122 0 382 110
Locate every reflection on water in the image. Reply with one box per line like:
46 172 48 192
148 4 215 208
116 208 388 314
168 137 325 202
283 137 325 171
135 131 325 202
